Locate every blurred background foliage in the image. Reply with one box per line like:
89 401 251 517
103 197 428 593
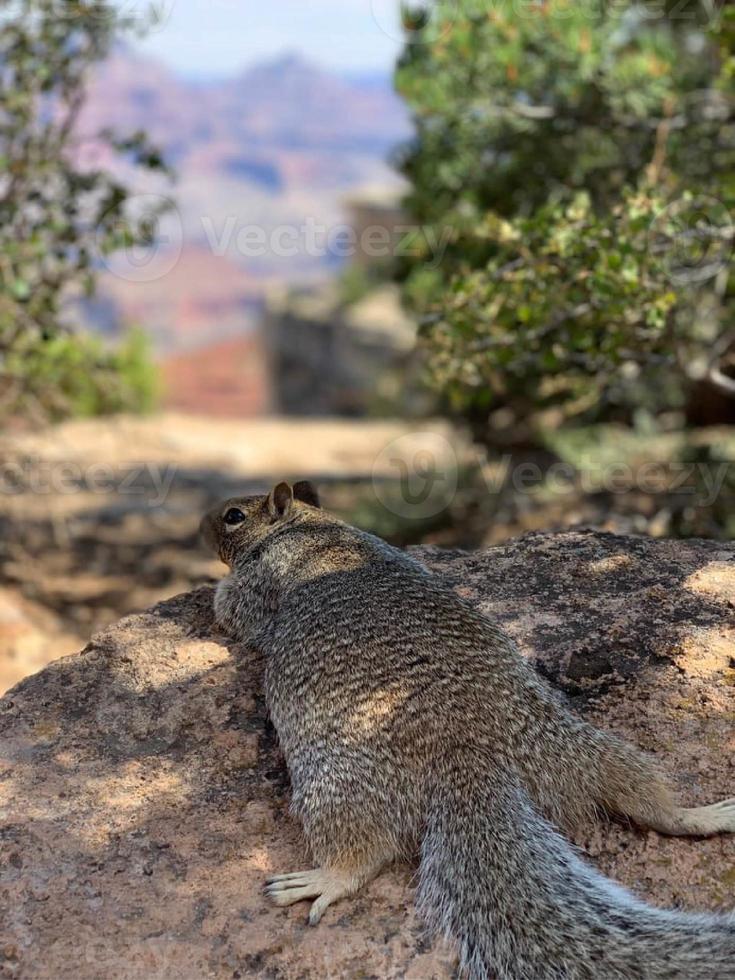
396 0 735 450
0 0 166 422
0 0 733 545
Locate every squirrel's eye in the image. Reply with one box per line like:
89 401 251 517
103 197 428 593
223 507 246 526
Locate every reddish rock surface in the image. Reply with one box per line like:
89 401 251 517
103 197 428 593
1 532 734 978
161 334 272 418
0 589 81 695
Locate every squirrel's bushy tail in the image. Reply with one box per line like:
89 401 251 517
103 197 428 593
418 764 735 980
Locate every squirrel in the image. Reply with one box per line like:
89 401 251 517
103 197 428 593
200 480 735 980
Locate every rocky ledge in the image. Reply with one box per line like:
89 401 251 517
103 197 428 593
1 530 734 979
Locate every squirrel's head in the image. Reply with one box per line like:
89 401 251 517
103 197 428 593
200 480 321 566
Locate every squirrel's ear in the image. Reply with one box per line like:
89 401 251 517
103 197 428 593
268 482 293 518
293 480 321 508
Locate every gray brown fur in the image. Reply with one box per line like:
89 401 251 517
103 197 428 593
201 482 735 980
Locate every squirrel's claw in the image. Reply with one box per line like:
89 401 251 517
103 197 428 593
264 867 359 924
264 869 320 907
308 893 334 926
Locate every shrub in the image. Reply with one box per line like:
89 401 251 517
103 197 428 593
395 0 734 445
0 1 169 423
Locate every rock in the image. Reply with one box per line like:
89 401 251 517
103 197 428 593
0 588 81 695
1 530 734 979
417 530 735 696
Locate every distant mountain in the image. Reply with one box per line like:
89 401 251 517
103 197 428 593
76 48 411 358
83 49 409 161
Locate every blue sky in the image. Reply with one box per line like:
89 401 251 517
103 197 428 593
127 0 405 76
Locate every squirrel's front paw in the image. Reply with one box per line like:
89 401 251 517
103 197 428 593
265 867 356 925
674 797 735 836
